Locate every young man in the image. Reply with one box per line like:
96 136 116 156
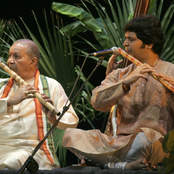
0 39 78 170
62 15 174 170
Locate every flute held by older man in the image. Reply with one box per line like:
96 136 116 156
0 59 60 116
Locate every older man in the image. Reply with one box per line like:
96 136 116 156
0 39 78 170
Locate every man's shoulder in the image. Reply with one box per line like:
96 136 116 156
39 75 60 86
40 75 55 81
160 60 174 68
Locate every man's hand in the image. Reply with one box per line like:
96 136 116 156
106 54 122 76
123 63 155 85
7 84 38 106
41 94 57 125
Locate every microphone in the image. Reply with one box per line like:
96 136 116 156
89 47 119 56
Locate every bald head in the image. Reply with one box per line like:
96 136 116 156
13 39 40 68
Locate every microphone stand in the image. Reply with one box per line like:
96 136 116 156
17 56 105 174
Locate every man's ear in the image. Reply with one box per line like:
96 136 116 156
30 57 38 67
147 44 154 49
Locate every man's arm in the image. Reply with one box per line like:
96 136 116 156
43 79 78 128
91 63 155 112
40 93 57 125
106 55 122 76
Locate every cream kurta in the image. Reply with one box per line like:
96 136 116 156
0 75 78 170
63 60 174 166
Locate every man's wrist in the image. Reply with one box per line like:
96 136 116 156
7 97 16 107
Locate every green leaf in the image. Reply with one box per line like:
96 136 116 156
52 2 102 32
156 0 164 19
0 19 27 78
52 2 112 49
147 0 157 16
160 2 174 32
61 21 87 37
166 153 174 173
53 128 67 167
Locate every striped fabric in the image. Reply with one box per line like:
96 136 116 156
40 74 60 166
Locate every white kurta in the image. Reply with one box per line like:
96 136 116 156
0 75 78 170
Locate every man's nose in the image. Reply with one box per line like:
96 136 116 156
123 39 129 47
7 57 14 65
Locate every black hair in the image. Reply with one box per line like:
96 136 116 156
124 14 165 55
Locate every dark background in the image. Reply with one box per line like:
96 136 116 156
0 0 173 166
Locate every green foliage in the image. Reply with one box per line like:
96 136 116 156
157 129 174 174
52 0 174 65
20 11 77 98
0 19 30 77
52 1 113 50
74 65 108 128
0 20 13 77
156 0 174 63
52 0 137 63
53 128 67 167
